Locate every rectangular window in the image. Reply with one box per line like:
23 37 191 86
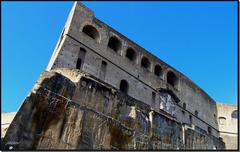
189 115 192 124
76 58 82 69
100 60 107 80
152 92 156 107
76 48 86 69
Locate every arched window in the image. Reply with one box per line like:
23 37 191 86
119 80 129 94
231 110 238 119
219 117 226 125
82 25 99 41
183 103 186 110
126 48 136 61
167 71 178 87
141 57 150 69
154 65 162 76
108 36 121 52
195 110 198 116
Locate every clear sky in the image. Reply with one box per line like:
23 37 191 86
2 2 238 112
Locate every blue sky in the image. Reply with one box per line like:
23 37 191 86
2 2 238 112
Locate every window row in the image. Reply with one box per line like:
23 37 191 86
82 24 179 88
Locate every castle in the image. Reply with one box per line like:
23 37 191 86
46 1 235 143
2 2 237 150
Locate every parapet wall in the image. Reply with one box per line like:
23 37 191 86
47 2 220 136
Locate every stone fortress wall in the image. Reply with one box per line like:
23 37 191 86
47 2 220 137
1 69 225 150
217 103 238 149
2 2 238 150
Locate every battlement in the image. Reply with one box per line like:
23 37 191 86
46 2 226 138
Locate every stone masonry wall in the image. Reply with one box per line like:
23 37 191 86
46 2 220 136
217 103 238 149
3 69 224 150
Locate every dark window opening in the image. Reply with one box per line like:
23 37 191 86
76 48 86 70
126 48 136 61
208 126 212 134
102 61 107 66
100 61 107 80
154 65 162 76
167 71 178 87
79 48 86 57
189 115 192 124
119 80 129 94
108 37 121 52
183 103 186 110
231 110 238 119
82 25 99 41
141 57 150 69
152 92 156 106
76 58 82 69
195 110 198 116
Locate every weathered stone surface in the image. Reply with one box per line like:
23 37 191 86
47 2 222 139
185 128 224 150
216 103 238 149
3 69 225 150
